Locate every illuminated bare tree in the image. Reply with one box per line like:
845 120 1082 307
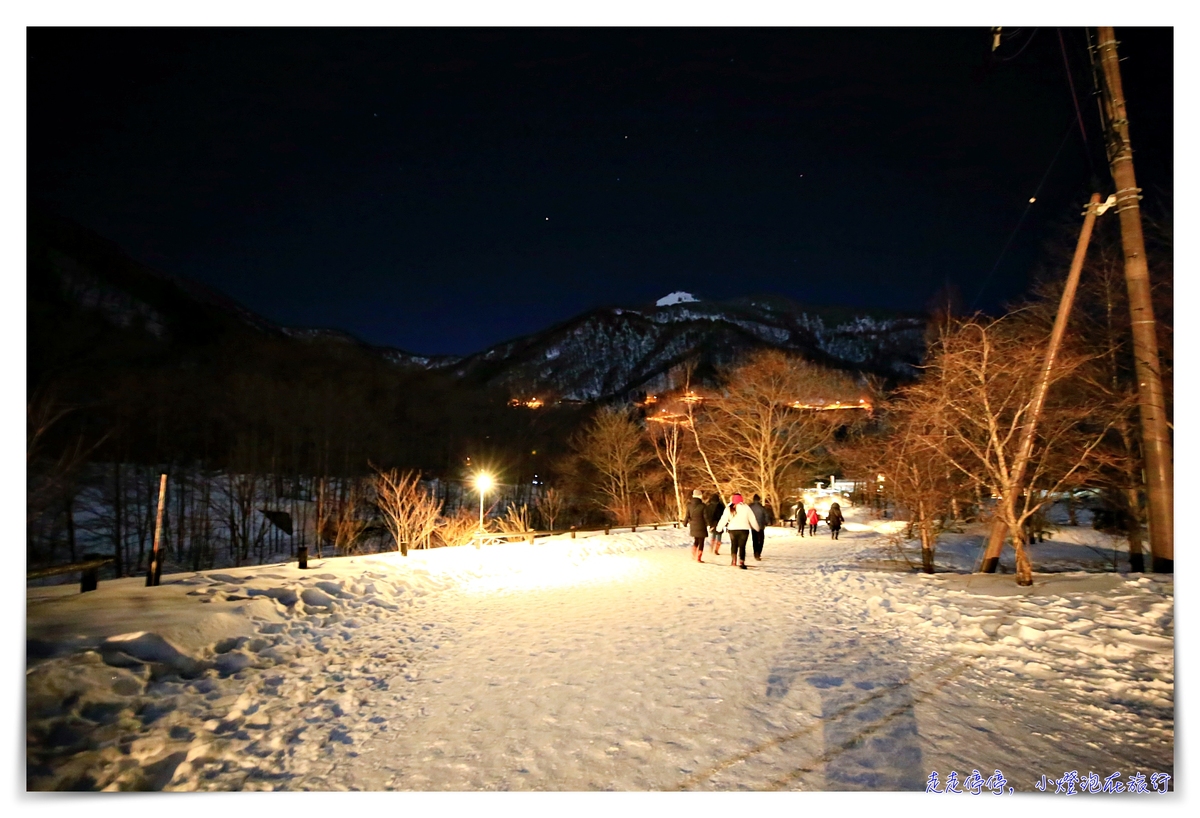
373 467 442 555
496 503 534 535
903 316 1118 585
645 399 691 521
535 486 565 530
693 349 866 510
872 403 970 573
572 406 655 525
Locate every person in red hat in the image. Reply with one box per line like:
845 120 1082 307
715 492 761 569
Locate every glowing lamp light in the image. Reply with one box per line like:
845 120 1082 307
475 472 495 529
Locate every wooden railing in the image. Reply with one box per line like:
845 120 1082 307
27 556 114 593
481 520 683 544
296 520 685 565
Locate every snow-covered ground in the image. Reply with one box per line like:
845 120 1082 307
25 506 1174 795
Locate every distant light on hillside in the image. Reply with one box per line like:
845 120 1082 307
656 291 699 307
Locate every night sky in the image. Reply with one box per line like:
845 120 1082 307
27 27 1173 357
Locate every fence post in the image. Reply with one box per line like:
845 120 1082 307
571 526 576 539
527 531 534 544
146 473 167 588
632 524 637 532
81 566 99 593
297 545 308 569
604 525 610 535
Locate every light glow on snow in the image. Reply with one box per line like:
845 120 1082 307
26 507 1173 792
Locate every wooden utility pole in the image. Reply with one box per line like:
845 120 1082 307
1095 27 1173 572
979 193 1105 574
146 473 167 587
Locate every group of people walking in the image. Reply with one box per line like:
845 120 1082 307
683 490 845 569
790 498 844 539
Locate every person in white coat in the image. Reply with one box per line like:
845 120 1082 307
716 492 761 569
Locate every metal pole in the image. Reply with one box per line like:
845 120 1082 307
979 193 1104 575
146 473 167 587
1095 27 1173 572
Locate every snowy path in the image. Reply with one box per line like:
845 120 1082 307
26 514 1174 791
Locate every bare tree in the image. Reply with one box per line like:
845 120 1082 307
434 508 481 548
329 476 374 555
221 471 270 567
693 349 866 510
1027 227 1167 570
496 504 534 536
26 390 107 562
535 486 565 530
902 315 1119 585
373 467 442 555
645 399 690 521
869 403 969 573
572 406 655 525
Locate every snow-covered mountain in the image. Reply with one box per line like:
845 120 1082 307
30 207 927 406
439 294 927 402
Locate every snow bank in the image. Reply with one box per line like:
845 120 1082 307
26 514 1172 792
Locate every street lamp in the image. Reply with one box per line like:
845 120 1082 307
475 472 494 529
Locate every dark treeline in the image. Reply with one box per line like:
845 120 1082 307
27 205 589 573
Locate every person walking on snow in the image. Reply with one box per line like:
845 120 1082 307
806 506 820 537
683 489 708 562
749 494 769 560
794 498 806 536
827 502 844 540
716 493 761 569
704 492 724 555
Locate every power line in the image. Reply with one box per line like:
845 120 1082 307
1058 28 1099 182
969 122 1075 311
998 28 1039 61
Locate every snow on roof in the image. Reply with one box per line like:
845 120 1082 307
655 291 700 306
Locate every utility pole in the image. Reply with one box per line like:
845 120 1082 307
1095 27 1173 572
978 193 1105 575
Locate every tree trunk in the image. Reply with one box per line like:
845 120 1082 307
1124 486 1146 573
918 500 934 574
112 462 124 577
64 490 76 562
1010 524 1033 586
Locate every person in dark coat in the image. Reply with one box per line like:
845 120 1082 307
749 494 769 560
704 492 724 555
794 498 807 536
827 502 844 540
683 489 708 562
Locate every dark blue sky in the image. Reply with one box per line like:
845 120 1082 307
28 27 1173 356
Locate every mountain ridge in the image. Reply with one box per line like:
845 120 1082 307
29 204 928 404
